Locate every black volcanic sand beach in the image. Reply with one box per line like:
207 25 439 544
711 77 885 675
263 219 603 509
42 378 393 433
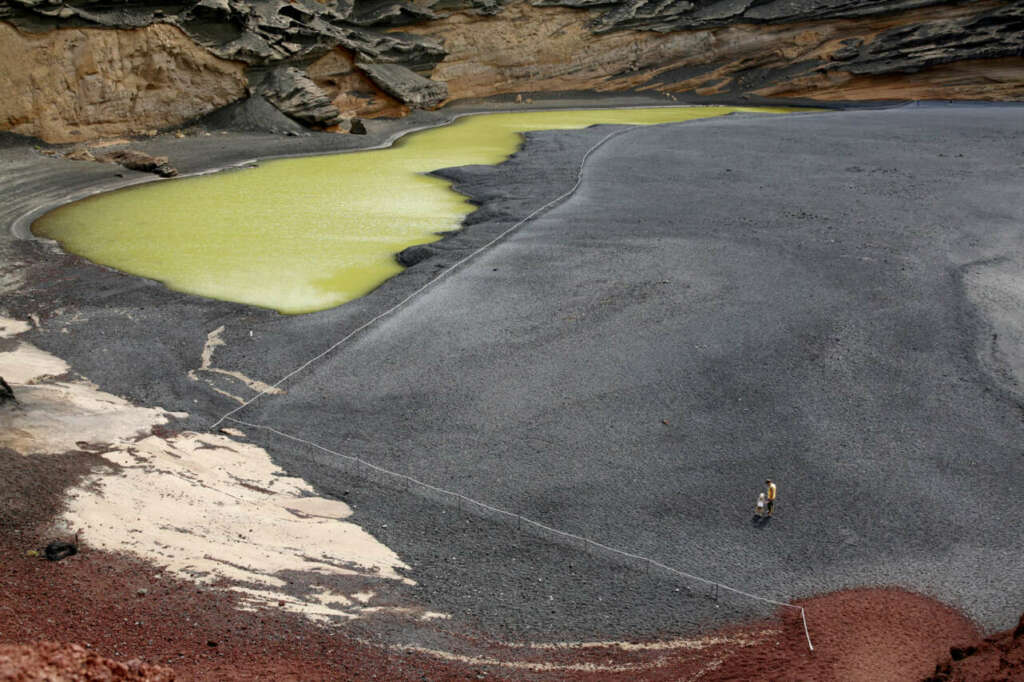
3 103 1023 646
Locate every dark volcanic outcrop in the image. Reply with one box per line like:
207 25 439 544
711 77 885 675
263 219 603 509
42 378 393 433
94 149 179 177
538 0 1022 36
0 376 15 405
251 65 345 128
358 62 448 108
0 0 1021 141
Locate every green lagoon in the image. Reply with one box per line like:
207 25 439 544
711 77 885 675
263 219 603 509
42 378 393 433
34 107 795 314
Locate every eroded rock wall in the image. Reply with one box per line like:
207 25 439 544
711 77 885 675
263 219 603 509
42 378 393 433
414 1 1024 104
0 22 247 143
0 0 1021 142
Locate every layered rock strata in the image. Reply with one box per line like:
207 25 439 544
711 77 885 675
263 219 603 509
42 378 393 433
0 0 1021 142
415 1 1024 103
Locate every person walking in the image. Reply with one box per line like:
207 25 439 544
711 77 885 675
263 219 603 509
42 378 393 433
764 479 777 516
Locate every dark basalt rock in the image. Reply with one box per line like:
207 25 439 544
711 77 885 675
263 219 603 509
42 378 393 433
358 62 448 108
94 150 179 178
43 540 77 561
0 376 15 405
251 65 344 127
349 0 439 27
349 117 367 134
532 0 968 33
431 0 508 15
832 4 1024 75
1 0 448 68
195 93 309 134
396 244 436 267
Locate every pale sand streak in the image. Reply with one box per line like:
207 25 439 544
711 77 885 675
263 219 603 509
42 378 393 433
188 325 284 404
400 628 771 674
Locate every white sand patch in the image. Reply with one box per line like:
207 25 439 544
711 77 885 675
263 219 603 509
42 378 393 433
0 316 418 623
62 430 417 621
359 607 452 620
0 341 70 383
188 325 283 403
352 590 375 604
420 611 450 620
0 340 175 454
0 269 26 296
231 584 445 623
508 629 777 651
402 647 691 673
231 585 355 622
0 316 32 338
402 630 770 673
0 382 175 454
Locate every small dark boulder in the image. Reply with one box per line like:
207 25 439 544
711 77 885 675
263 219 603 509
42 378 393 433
0 376 15 405
44 541 78 562
95 150 178 178
396 245 435 267
949 645 977 661
349 118 367 135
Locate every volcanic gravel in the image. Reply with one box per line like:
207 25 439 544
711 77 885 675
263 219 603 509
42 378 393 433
236 105 1024 637
2 102 1023 679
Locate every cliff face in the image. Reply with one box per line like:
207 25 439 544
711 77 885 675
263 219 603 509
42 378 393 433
0 21 246 142
1 0 1021 142
412 0 1024 103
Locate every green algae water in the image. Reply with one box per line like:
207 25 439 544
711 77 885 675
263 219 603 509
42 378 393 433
34 107 794 314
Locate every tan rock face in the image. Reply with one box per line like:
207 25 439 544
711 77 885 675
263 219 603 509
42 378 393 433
410 1 1024 104
409 3 645 101
1 1 1018 142
0 21 247 143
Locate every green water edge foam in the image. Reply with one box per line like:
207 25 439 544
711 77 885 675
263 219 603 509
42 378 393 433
33 106 801 314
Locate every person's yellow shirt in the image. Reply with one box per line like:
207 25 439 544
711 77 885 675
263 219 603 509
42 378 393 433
767 482 777 500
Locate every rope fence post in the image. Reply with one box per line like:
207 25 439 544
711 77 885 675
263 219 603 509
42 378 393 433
801 608 814 652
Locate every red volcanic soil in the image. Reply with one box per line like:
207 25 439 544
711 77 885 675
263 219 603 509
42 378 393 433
0 447 1010 681
925 612 1024 682
0 534 993 682
547 588 983 682
708 588 982 682
0 642 174 681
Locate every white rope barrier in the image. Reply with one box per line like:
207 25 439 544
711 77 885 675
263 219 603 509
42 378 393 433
225 415 814 651
210 125 635 430
208 121 815 651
